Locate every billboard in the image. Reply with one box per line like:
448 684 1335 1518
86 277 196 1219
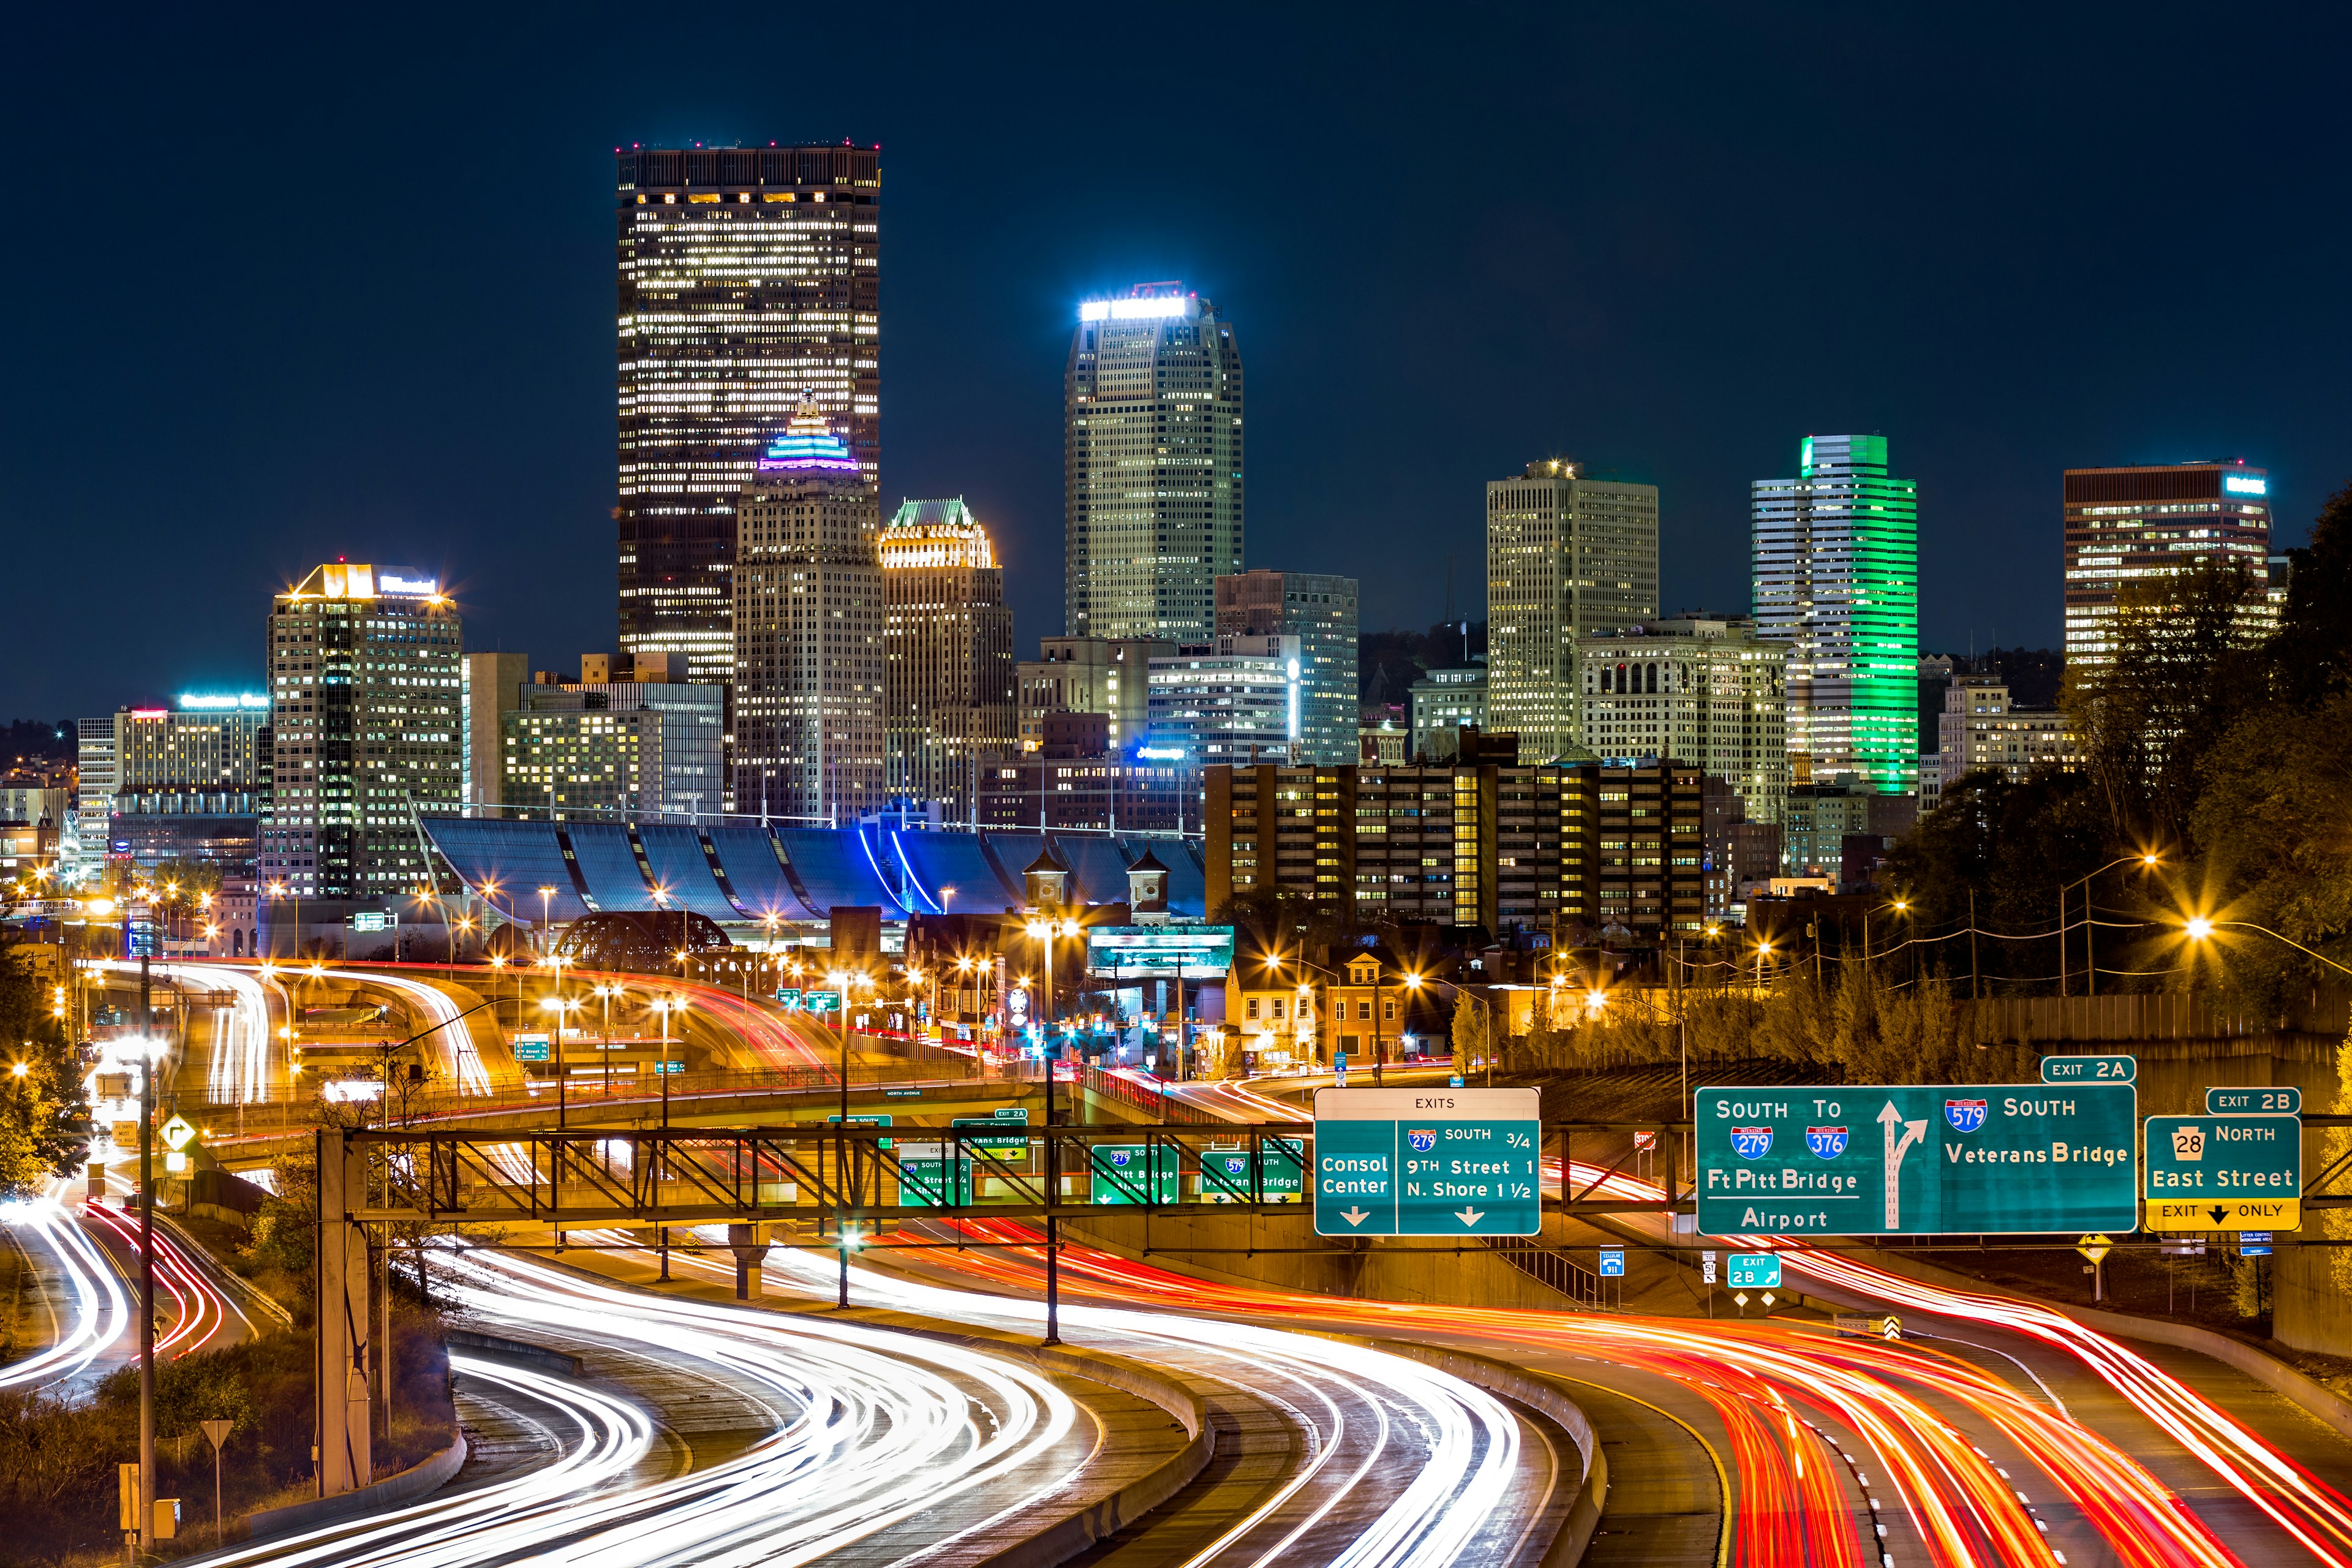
1085 925 1235 980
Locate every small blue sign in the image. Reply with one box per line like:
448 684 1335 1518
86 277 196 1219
1730 1126 1773 1159
1806 1125 1849 1159
1945 1098 1988 1133
1597 1248 1625 1278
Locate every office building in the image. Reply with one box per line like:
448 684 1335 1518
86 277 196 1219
1936 675 2079 786
2062 459 2274 666
1576 614 1789 824
975 757 1197 833
461 652 530 815
72 717 116 880
1146 636 1300 764
881 498 1014 814
616 143 881 683
731 401 883 824
1066 284 1243 641
1487 459 1660 764
1409 666 1489 761
261 563 462 933
1702 777 1782 921
1215 570 1357 764
1017 638 1174 752
1781 776 1913 881
503 659 725 823
1207 758 1703 940
113 699 269 809
1753 435 1918 794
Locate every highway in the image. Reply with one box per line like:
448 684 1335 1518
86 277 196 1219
586 1223 1576 1566
180 1244 1185 1568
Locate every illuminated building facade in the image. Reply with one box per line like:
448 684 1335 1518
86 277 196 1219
1575 614 1789 824
1485 459 1660 764
2061 459 2272 666
1066 284 1243 641
1145 636 1299 764
502 660 725 823
732 402 883 823
261 564 462 939
616 143 881 683
1207 760 1701 938
1016 638 1174 752
1752 435 1918 794
881 498 1014 815
1213 570 1357 764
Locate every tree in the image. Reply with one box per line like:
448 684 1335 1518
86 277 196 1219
2064 559 2271 845
2272 479 2352 710
0 943 89 1199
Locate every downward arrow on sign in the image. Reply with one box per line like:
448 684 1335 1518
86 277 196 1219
2209 1205 2231 1224
1455 1208 1485 1226
1340 1208 1371 1226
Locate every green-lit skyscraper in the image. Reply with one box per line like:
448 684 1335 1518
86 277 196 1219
1752 435 1918 794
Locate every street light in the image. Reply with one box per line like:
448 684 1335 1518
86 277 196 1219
2180 915 2352 976
2062 852 2163 997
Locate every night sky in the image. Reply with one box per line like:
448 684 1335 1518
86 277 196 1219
9 4 2350 722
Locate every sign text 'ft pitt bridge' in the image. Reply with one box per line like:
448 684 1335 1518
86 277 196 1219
1696 1084 2139 1236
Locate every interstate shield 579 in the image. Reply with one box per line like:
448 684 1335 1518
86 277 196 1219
1695 1084 2138 1237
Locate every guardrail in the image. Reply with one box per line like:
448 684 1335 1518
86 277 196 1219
194 1058 1042 1138
1080 1067 1219 1124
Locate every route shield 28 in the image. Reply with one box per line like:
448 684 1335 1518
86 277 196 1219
1695 1084 2138 1237
2144 1114 2302 1231
1313 1087 1540 1237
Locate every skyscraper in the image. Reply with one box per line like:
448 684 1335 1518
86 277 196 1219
1752 434 1919 794
1066 284 1242 641
1577 614 1790 824
616 143 881 683
262 564 462 944
2062 459 2272 666
1214 570 1358 764
731 401 883 824
881 497 1015 815
1485 459 1660 763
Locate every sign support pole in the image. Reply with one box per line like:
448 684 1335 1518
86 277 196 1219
137 956 155 1557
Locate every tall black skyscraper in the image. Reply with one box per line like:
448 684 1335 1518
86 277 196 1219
616 143 880 684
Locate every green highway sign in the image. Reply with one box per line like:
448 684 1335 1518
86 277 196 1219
1090 1144 1180 1204
2145 1114 2302 1231
826 1113 892 1148
776 988 802 1006
1199 1140 1306 1203
804 990 841 1012
883 1088 921 1099
1312 1087 1540 1237
895 1141 972 1207
2207 1086 2302 1116
1727 1253 1781 1289
1695 1084 2138 1237
2041 1054 2136 1085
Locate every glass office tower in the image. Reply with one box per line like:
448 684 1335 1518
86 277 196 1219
1752 434 1918 794
617 143 880 683
1065 284 1243 641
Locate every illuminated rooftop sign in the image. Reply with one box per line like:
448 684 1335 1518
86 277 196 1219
1079 295 1196 323
758 399 859 472
287 563 445 601
378 572 439 596
179 694 270 711
2223 473 2268 496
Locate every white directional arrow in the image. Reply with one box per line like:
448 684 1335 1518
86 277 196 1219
1340 1208 1372 1227
1455 1207 1485 1227
1879 1101 1929 1229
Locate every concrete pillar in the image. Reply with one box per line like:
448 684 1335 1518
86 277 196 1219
727 1221 771 1300
314 1130 372 1496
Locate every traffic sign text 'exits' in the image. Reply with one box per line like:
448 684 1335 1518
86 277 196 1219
1313 1087 1540 1237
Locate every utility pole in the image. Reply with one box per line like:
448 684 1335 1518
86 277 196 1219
137 955 156 1561
838 978 852 1310
1969 889 1981 1001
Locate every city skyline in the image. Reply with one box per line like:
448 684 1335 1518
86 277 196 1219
8 9 2351 723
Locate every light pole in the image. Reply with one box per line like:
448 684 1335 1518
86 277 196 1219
537 886 556 966
539 994 579 1127
1022 917 1076 1346
826 968 870 1310
594 983 619 1100
2060 853 2162 997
